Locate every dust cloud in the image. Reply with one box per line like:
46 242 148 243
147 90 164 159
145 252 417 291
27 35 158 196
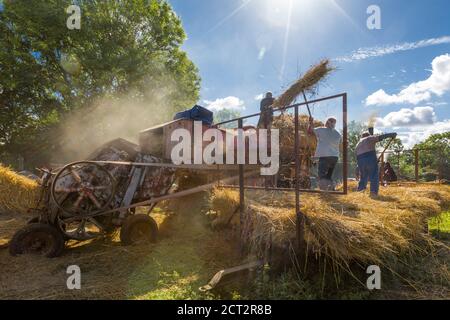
53 79 185 163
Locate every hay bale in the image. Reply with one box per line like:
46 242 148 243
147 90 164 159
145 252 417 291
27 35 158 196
272 114 323 163
272 114 323 188
0 165 40 214
273 59 335 109
209 184 450 272
208 188 240 228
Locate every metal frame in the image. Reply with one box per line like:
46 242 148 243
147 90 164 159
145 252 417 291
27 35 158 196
214 92 348 250
42 93 348 253
379 147 446 183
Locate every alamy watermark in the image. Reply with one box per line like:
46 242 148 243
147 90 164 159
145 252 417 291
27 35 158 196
66 265 81 290
366 265 381 290
367 5 381 30
66 5 81 30
170 121 280 176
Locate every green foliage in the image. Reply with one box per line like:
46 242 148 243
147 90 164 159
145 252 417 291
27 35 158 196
214 108 241 128
415 132 450 180
388 132 450 181
346 120 367 163
428 211 450 238
0 0 200 167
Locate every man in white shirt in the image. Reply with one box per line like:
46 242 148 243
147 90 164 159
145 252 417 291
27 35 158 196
312 117 342 190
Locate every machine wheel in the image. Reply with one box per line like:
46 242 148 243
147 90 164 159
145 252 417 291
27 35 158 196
9 223 65 258
120 214 158 245
51 161 116 215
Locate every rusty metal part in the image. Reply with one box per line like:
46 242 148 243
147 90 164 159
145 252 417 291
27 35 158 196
59 170 260 223
50 161 116 216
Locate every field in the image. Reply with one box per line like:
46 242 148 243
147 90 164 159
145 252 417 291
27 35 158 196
0 184 449 300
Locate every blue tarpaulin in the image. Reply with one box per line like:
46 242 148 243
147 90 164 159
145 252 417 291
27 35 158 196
173 105 213 126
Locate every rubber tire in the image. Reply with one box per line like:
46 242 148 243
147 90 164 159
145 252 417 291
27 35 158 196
9 223 65 258
120 214 158 246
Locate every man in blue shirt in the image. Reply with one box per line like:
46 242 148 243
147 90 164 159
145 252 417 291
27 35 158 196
356 131 397 195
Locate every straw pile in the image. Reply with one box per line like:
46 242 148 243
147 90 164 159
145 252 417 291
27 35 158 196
272 114 323 188
272 114 323 163
273 59 335 109
0 165 40 214
208 188 240 229
209 184 450 273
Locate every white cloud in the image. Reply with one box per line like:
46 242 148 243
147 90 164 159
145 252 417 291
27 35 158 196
336 36 450 63
366 54 450 106
204 96 245 111
429 101 448 107
375 107 436 127
399 119 450 148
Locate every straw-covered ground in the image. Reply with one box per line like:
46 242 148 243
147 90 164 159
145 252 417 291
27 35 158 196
0 164 449 299
208 183 450 298
0 193 242 299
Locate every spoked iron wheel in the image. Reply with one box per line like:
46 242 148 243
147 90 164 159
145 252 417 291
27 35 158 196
9 223 65 258
51 161 116 215
51 161 116 241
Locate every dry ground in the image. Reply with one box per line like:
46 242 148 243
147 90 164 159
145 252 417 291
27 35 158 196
0 184 449 300
0 193 241 299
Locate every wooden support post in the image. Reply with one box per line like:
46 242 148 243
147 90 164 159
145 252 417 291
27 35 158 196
294 105 304 252
380 152 385 185
414 149 419 183
342 93 348 194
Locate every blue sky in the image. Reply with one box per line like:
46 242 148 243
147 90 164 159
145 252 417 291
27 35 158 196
168 0 450 147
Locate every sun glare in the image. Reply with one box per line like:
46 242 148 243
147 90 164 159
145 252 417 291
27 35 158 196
264 0 318 28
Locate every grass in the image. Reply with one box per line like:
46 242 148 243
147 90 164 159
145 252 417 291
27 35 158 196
428 211 450 240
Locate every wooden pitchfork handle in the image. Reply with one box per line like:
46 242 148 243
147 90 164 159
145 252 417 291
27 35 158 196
302 91 312 118
302 91 314 134
377 137 395 163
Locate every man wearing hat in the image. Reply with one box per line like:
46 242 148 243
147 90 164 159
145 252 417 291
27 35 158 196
257 92 275 129
355 131 397 195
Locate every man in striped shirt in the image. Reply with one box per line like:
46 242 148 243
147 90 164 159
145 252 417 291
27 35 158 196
355 131 397 195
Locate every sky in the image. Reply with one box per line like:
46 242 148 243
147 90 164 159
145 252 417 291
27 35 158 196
168 0 450 147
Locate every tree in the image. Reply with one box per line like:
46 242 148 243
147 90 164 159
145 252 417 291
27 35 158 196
414 132 450 180
0 0 200 167
346 120 367 163
213 108 241 128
